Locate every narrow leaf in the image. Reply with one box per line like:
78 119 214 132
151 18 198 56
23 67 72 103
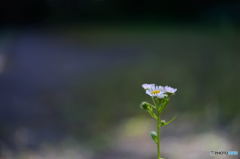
161 116 176 127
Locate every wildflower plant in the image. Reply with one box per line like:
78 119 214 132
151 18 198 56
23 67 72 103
140 83 177 159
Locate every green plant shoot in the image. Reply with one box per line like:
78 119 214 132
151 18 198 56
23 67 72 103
140 84 177 159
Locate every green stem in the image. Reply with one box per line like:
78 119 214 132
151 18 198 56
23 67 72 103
157 113 161 159
152 97 161 159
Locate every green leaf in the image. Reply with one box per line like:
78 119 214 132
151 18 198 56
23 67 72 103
160 116 176 127
150 131 158 144
140 102 158 120
157 98 169 113
154 97 163 106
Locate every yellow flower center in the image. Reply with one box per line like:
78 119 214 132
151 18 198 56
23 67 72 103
151 90 160 94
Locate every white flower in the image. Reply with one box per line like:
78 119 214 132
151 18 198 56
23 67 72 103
142 83 177 98
145 85 167 99
164 86 177 94
142 83 155 90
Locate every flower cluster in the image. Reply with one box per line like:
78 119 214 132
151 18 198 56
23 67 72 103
142 83 177 99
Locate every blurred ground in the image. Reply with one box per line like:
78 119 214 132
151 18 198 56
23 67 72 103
0 117 238 159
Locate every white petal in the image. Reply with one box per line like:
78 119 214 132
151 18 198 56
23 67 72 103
142 83 155 90
164 86 177 93
146 90 153 96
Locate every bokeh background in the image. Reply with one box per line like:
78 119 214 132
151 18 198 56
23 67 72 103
0 0 240 159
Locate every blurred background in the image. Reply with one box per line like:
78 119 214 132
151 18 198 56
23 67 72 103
0 0 240 159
